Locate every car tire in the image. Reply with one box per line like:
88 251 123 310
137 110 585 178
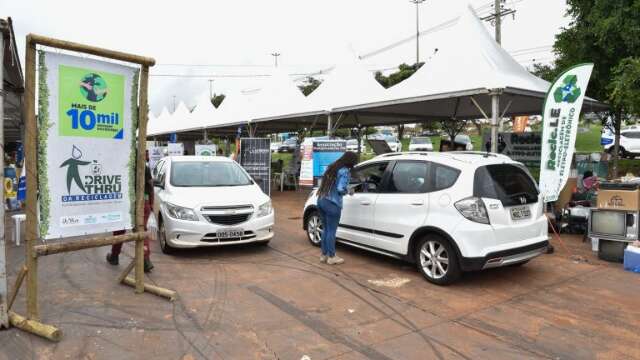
415 235 461 285
158 219 175 255
609 146 628 158
305 210 323 247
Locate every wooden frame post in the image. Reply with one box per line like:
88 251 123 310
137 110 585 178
24 35 39 321
134 65 150 293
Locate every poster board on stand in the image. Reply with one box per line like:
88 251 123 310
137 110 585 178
239 138 271 195
167 143 184 156
38 52 138 239
195 144 217 156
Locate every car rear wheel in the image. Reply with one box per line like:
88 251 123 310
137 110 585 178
305 211 323 247
415 235 461 285
158 219 175 254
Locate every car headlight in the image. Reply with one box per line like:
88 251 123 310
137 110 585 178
164 202 198 221
257 200 273 217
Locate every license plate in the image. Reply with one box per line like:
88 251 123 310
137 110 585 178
510 206 531 220
216 229 243 239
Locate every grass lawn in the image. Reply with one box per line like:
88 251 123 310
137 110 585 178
575 124 603 153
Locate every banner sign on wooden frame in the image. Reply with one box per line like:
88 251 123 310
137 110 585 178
38 52 139 239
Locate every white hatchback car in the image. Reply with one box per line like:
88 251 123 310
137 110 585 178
408 137 434 151
602 126 640 158
303 152 548 285
153 156 274 253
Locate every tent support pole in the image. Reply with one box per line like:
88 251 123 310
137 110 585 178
203 128 207 142
490 91 501 153
327 114 333 136
354 114 362 160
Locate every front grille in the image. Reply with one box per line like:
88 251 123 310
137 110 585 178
206 213 251 225
202 231 256 243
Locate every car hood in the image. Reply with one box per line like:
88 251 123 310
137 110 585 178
165 185 269 209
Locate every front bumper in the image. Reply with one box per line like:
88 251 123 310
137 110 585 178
163 212 275 248
459 240 549 271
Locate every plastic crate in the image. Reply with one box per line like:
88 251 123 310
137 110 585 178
623 246 640 273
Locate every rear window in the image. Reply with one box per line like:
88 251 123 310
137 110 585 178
474 164 538 206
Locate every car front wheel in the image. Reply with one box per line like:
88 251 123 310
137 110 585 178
305 211 323 247
415 235 461 285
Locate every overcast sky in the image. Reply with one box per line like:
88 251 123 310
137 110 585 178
3 0 570 114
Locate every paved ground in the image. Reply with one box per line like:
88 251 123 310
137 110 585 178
1 191 640 360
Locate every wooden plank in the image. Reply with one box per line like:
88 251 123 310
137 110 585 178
8 311 62 342
7 266 27 311
122 277 176 301
33 232 143 257
28 34 154 66
117 259 136 284
24 35 39 321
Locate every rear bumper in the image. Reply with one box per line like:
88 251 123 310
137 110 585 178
459 240 549 271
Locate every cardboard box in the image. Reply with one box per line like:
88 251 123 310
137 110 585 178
597 183 640 211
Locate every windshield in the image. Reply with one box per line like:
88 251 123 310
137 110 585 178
347 139 358 145
384 136 399 143
411 137 431 144
170 161 253 187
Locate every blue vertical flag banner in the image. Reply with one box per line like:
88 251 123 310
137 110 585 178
539 63 594 202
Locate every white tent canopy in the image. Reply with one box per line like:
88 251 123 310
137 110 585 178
249 68 313 123
146 5 606 139
175 92 216 133
307 59 387 112
336 5 606 121
148 106 171 136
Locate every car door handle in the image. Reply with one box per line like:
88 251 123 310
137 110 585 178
410 201 424 206
360 201 372 206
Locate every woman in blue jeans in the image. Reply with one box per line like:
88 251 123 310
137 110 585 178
317 152 358 265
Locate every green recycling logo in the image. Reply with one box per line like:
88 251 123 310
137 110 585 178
553 74 581 103
79 73 108 102
60 145 92 194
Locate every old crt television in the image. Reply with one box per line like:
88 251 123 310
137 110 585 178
589 209 638 241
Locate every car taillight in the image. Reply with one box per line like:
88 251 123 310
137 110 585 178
454 197 490 224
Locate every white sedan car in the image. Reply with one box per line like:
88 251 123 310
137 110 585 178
152 156 274 253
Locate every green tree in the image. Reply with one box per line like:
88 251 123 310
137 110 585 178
609 57 640 117
550 0 640 176
298 76 322 96
211 93 226 108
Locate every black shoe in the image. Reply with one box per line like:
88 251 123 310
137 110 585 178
144 259 154 273
106 253 119 266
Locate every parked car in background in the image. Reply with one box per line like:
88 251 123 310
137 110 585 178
270 141 282 153
385 136 403 152
303 152 548 285
152 156 274 253
602 126 640 158
442 134 474 151
278 137 298 153
408 137 434 151
346 138 366 153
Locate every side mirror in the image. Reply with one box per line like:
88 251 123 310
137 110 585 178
154 179 164 189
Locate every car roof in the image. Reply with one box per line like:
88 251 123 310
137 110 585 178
363 151 517 169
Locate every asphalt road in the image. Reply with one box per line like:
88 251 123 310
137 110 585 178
1 191 639 359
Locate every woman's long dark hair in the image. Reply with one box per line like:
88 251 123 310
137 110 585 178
318 151 358 197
